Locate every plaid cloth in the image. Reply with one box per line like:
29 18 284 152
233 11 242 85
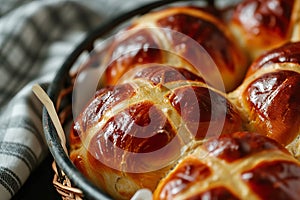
0 0 153 199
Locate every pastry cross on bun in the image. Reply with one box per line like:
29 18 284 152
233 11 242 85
103 6 249 92
68 0 300 199
70 64 243 200
154 132 300 200
229 42 300 157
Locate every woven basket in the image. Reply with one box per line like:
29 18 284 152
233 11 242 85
43 0 216 199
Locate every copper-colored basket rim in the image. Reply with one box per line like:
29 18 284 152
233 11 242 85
52 162 83 200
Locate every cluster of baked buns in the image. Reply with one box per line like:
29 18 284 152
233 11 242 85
69 0 300 199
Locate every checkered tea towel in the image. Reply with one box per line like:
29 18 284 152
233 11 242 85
0 0 152 199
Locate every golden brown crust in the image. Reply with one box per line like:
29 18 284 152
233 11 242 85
103 28 164 86
230 0 299 60
69 2 300 200
118 64 204 85
153 132 300 200
228 42 300 149
243 70 300 146
246 41 300 76
242 160 300 199
103 6 248 92
70 64 244 200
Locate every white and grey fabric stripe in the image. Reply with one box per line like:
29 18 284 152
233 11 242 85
0 0 157 199
0 167 22 197
0 0 103 199
0 1 103 107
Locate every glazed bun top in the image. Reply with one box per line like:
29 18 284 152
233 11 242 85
154 131 300 200
230 0 300 59
103 6 249 92
229 41 300 149
246 41 300 76
70 63 244 200
68 1 300 200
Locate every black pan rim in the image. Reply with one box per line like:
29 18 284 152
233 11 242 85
42 0 212 199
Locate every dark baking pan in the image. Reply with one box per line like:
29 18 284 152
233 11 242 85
42 0 214 199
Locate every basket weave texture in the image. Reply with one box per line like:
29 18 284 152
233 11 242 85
52 162 83 200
